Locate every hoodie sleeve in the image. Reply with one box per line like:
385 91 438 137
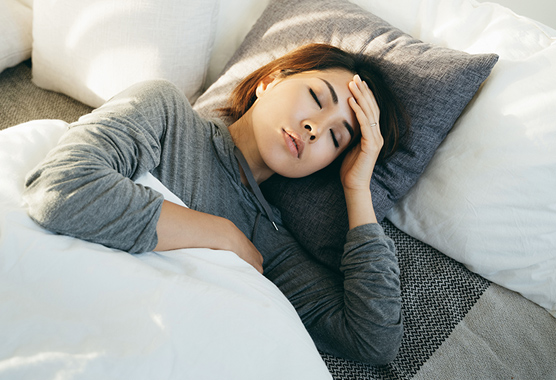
262 222 403 365
22 80 189 252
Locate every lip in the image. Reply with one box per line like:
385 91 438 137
282 129 305 158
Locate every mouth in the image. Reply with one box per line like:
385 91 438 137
282 129 304 158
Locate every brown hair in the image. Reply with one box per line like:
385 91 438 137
220 43 410 161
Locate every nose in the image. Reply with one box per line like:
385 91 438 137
304 124 316 141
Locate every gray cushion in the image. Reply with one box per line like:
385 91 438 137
193 0 498 269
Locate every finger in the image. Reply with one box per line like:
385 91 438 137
349 87 380 140
257 252 264 273
251 250 264 274
349 96 383 153
350 77 382 136
351 75 379 120
348 79 370 114
247 255 263 274
348 94 380 136
348 96 370 131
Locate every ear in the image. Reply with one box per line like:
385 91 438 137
255 70 281 98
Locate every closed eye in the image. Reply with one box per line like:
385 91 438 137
330 129 339 148
309 88 322 109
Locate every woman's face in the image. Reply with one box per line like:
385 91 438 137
250 69 363 178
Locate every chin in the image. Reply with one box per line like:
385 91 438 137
273 166 314 179
266 154 325 179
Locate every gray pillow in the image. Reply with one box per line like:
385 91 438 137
193 0 498 269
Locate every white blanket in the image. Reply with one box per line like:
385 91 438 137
0 120 332 380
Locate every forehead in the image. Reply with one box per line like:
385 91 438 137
292 69 354 85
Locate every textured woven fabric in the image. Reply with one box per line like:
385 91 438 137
322 219 490 379
0 61 92 131
193 0 499 271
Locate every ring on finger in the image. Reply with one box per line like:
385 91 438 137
370 122 378 127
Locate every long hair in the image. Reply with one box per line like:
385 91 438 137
220 43 410 161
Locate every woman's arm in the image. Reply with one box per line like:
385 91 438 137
340 74 383 228
156 200 263 273
23 81 177 252
262 221 402 365
24 79 264 271
269 74 401 364
23 80 260 267
23 123 166 253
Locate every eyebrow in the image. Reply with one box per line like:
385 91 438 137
320 78 355 140
343 121 355 139
320 78 338 104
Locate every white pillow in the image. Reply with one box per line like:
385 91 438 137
368 0 556 317
17 0 33 8
31 0 219 108
0 0 32 73
206 0 270 88
0 120 332 380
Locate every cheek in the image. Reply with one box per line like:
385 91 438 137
309 142 340 170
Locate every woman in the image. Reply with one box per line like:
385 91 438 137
23 44 405 365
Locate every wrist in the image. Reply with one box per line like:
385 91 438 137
155 201 242 252
344 186 371 198
220 218 246 252
344 188 377 228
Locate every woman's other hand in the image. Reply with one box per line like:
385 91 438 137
155 200 264 273
340 75 383 227
340 74 383 192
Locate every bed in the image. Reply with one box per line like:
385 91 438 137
1 0 555 379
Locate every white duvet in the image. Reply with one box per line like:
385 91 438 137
0 120 332 380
